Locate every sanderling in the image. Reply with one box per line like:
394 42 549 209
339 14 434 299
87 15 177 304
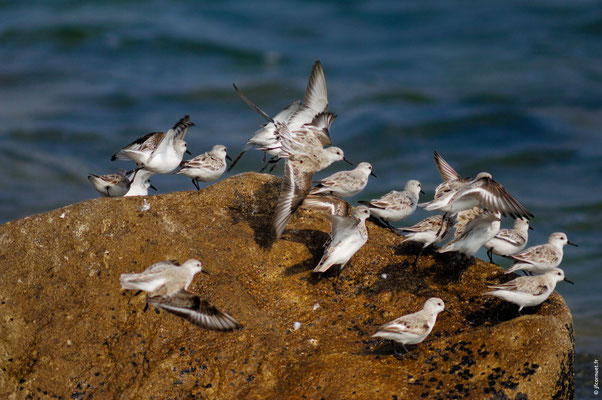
313 206 370 284
120 259 242 331
372 298 450 357
419 151 533 220
271 123 347 239
88 171 130 197
112 115 193 174
276 120 349 171
176 145 231 190
399 214 453 265
437 208 501 256
505 232 577 275
310 162 376 198
359 180 423 229
301 194 352 216
229 60 336 171
484 268 573 314
124 169 157 197
484 218 531 263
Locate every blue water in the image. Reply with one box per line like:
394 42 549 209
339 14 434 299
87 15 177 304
1 1 600 396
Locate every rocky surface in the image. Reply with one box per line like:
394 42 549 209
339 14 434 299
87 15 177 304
0 172 574 399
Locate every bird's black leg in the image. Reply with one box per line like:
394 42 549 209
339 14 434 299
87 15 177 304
413 246 425 267
268 159 280 173
259 160 270 172
332 265 344 295
381 218 397 232
487 249 494 264
393 342 413 359
435 212 448 237
192 179 200 191
393 342 402 358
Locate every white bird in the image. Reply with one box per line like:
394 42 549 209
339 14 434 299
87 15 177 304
124 169 157 197
276 119 349 171
400 215 453 249
310 162 376 198
229 60 336 171
372 298 450 356
112 115 193 174
419 151 534 220
271 123 348 239
88 171 130 197
505 232 577 275
484 218 531 263
359 180 423 229
399 214 454 265
176 145 231 190
437 208 501 256
484 268 573 314
120 259 242 331
120 259 206 296
314 206 370 280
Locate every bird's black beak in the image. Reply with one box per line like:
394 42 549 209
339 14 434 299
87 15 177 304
567 241 578 247
186 149 192 155
343 158 353 166
201 269 210 275
563 278 574 284
528 226 534 230
226 154 232 161
420 190 425 195
370 172 377 178
150 184 158 191
444 309 454 315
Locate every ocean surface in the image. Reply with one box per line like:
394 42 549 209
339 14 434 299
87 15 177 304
1 0 600 396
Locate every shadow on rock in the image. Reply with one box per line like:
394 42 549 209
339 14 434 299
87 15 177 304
394 240 425 257
363 261 431 297
282 229 330 276
429 252 474 284
464 297 531 328
227 182 280 249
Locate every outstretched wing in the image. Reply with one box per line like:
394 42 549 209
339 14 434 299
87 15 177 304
171 115 195 141
433 151 461 182
148 290 243 331
272 159 315 238
111 131 164 161
287 60 329 130
459 176 534 220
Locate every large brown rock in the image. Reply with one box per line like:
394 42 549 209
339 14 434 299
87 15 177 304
0 172 574 399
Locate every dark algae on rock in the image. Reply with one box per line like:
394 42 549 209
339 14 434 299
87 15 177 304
0 173 574 399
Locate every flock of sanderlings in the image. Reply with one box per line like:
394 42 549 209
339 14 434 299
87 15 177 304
88 60 576 357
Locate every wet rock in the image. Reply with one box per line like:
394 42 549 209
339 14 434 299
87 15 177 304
0 172 574 399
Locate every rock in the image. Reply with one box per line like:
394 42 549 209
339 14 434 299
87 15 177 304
0 172 574 399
